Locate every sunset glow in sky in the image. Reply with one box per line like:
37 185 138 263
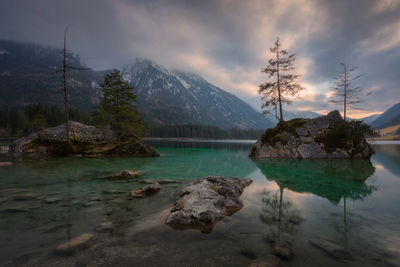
1 0 400 118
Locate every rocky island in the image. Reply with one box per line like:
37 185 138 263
249 110 374 159
9 121 159 158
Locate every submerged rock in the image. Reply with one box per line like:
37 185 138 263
142 179 178 184
55 233 96 255
309 238 352 260
241 247 258 259
249 255 281 267
1 206 30 213
129 182 161 198
12 192 45 201
106 170 144 180
44 197 63 204
272 242 293 259
166 176 252 231
0 146 9 154
129 189 144 198
249 110 374 159
9 121 159 158
157 179 180 184
0 161 12 166
42 223 72 234
94 221 113 233
141 182 161 194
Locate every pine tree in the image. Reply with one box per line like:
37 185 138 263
329 63 371 121
259 37 305 122
93 69 145 145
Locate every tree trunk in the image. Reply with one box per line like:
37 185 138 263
276 45 284 122
63 27 70 142
277 186 283 242
343 66 347 121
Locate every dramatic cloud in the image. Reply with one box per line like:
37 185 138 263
0 0 399 118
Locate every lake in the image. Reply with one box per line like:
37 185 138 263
0 140 399 266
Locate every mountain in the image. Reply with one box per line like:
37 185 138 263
0 40 103 111
370 103 400 129
0 40 273 130
359 114 381 125
265 110 321 124
122 59 273 129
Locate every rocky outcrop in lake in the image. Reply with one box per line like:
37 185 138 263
249 110 374 159
9 121 159 158
166 176 252 232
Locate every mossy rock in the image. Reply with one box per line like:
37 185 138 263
261 118 309 145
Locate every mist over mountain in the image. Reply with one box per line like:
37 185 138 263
0 40 103 111
0 40 273 130
369 103 400 129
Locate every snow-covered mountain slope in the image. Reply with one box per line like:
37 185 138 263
123 59 273 129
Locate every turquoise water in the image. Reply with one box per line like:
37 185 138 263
0 140 399 266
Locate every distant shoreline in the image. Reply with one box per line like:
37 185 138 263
143 138 400 145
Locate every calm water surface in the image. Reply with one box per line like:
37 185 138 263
0 140 399 266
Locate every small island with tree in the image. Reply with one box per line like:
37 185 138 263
250 38 374 159
9 69 159 158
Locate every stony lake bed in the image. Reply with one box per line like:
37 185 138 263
0 140 399 266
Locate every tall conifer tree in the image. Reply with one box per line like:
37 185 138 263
259 37 305 122
93 69 145 145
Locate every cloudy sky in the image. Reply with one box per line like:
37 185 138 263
1 0 400 118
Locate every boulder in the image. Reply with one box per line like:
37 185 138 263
309 238 352 260
166 176 252 231
55 233 96 255
9 121 159 158
249 110 374 159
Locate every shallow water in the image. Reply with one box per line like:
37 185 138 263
0 140 399 266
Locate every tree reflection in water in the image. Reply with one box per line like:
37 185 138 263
255 159 377 255
260 186 304 258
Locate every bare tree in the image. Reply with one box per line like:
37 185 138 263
329 63 371 121
61 24 90 141
259 37 305 122
63 25 72 141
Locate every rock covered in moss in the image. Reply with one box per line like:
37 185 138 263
9 121 159 158
249 110 374 159
166 176 252 231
